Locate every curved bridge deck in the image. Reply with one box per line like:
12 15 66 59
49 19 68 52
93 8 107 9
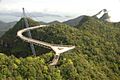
17 25 75 65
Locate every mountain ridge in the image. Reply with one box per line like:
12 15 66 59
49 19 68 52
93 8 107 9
0 16 120 79
0 20 16 37
64 9 112 26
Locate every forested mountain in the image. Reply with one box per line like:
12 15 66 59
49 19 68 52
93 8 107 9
64 9 111 26
64 15 85 26
0 21 16 37
0 18 45 57
0 21 6 28
48 20 61 25
0 16 120 80
0 21 16 31
0 21 7 37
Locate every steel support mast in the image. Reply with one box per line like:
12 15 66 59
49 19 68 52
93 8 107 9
22 8 36 56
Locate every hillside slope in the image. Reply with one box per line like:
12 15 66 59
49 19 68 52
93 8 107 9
0 18 42 57
64 15 85 26
0 16 120 80
0 21 16 37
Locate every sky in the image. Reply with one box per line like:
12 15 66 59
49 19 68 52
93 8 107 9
0 0 120 22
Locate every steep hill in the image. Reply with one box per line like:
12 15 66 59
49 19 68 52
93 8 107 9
64 15 85 26
0 18 43 57
0 31 5 37
64 9 111 26
48 20 61 25
0 21 16 31
0 16 120 80
0 21 16 37
0 21 6 28
0 21 8 37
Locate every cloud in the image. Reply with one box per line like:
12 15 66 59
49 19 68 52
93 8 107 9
0 11 71 22
0 0 120 22
0 12 62 17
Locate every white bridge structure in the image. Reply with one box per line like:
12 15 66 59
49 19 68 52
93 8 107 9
17 25 75 65
93 9 111 22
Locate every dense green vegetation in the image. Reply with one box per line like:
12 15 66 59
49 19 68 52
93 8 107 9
0 18 47 57
0 16 120 79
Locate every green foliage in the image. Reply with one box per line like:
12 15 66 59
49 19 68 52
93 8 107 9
0 18 43 57
0 16 120 79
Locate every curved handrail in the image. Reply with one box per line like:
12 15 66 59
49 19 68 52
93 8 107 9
17 25 75 65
